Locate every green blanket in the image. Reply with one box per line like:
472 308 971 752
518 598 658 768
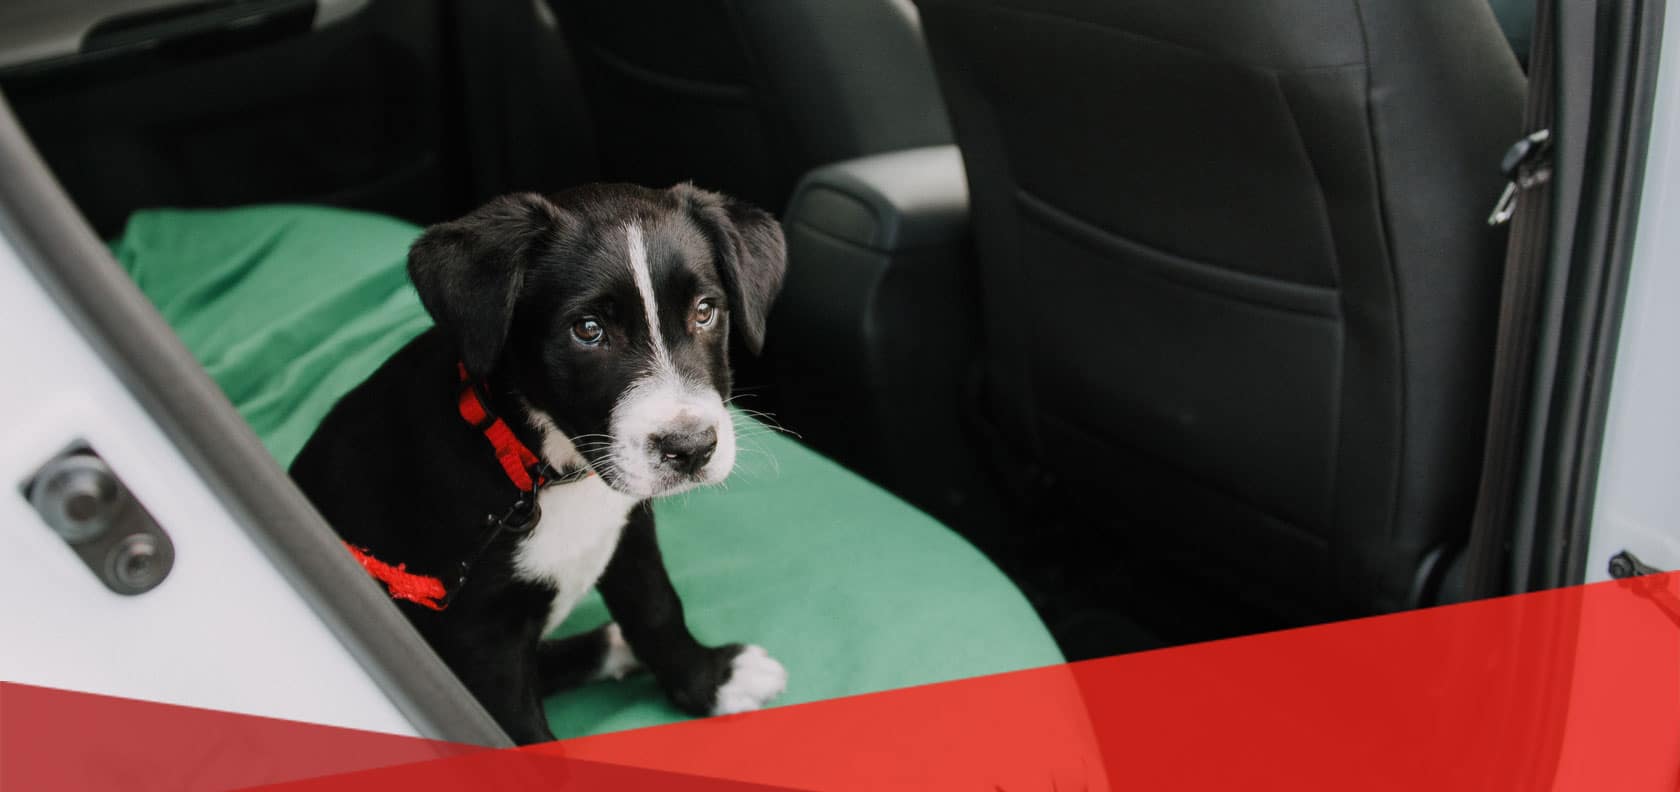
114 204 1062 738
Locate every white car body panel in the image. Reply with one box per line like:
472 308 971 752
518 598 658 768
0 229 415 736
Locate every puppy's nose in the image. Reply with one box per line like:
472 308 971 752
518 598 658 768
651 426 717 475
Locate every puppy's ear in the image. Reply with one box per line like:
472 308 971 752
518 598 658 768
672 183 787 355
408 193 568 380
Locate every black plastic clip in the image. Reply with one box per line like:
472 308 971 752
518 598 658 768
488 492 543 535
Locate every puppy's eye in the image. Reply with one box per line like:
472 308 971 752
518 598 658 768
572 318 605 346
693 298 718 329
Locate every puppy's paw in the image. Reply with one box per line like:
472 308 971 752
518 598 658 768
593 623 644 681
710 644 787 716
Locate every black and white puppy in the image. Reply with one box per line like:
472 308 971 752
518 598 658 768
290 183 788 744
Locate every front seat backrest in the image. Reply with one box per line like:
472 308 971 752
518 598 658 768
548 0 952 212
916 0 1525 620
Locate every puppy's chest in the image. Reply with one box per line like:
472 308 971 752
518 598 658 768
511 476 638 635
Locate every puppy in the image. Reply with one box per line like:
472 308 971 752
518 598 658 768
290 183 788 744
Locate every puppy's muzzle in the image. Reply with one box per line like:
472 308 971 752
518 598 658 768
650 423 717 477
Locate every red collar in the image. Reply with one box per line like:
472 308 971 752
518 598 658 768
454 362 554 492
343 362 593 611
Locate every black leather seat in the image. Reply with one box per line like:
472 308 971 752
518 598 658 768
915 0 1526 621
546 0 952 212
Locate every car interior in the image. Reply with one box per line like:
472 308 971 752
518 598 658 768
0 0 1539 720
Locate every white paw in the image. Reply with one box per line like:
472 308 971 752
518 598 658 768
710 645 787 715
593 623 643 681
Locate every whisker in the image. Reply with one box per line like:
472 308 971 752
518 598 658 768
565 433 618 444
732 410 801 439
732 433 783 478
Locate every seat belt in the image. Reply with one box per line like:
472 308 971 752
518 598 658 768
1464 0 1558 600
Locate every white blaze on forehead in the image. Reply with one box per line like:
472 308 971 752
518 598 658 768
625 223 673 370
610 221 737 498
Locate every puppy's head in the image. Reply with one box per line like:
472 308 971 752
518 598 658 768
408 183 786 499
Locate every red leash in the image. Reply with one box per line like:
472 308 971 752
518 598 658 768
344 362 592 610
344 543 450 611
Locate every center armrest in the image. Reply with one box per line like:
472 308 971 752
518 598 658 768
784 145 969 252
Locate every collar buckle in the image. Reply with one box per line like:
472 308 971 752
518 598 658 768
489 493 543 535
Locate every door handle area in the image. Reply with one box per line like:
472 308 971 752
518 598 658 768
24 443 175 596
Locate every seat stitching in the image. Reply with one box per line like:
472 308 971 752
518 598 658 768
1015 189 1343 319
979 2 1367 75
583 43 752 103
1273 72 1347 531
1350 0 1409 606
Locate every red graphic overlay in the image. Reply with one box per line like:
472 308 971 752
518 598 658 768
5 574 1676 791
